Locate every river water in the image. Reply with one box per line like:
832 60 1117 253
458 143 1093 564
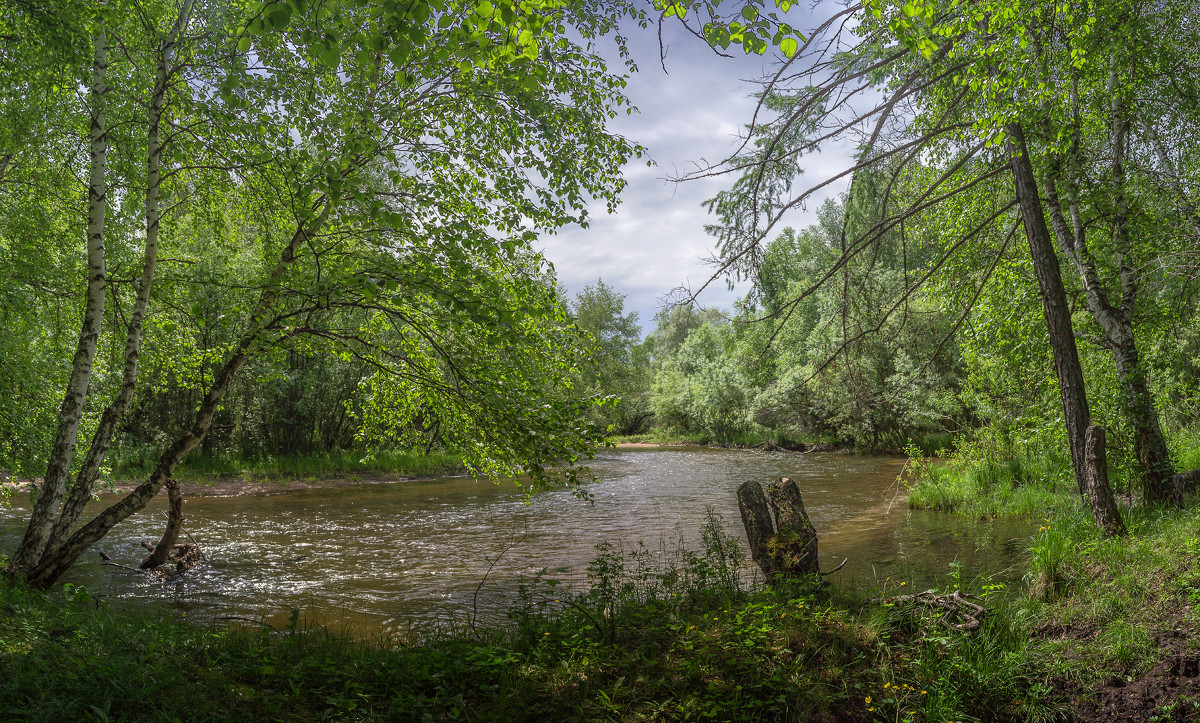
0 448 1033 638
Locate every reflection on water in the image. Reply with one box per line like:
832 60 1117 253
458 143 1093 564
0 449 1033 637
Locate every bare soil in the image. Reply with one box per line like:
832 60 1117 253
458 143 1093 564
1046 606 1200 722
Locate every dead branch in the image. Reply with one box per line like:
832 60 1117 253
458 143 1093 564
872 588 987 632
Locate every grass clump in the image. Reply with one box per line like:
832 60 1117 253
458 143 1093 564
904 445 1083 518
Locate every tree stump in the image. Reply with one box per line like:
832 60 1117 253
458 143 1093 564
737 477 820 582
139 479 201 574
1084 425 1126 537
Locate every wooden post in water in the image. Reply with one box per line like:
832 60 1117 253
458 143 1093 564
1083 425 1126 537
737 477 820 582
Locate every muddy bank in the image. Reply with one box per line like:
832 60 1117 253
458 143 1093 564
1049 605 1200 722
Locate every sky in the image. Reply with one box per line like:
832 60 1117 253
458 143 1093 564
538 16 851 336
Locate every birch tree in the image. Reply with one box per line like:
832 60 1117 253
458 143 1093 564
5 0 643 586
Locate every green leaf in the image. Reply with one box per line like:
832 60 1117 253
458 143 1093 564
779 37 798 58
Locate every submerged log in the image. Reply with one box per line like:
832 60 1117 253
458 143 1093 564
1083 425 1126 537
737 477 820 582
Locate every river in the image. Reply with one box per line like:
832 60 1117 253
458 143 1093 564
0 448 1033 638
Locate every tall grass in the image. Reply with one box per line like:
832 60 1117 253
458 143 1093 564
905 447 1084 518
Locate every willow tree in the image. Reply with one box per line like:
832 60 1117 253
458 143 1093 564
4 0 642 586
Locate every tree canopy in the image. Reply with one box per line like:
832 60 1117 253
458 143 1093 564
2 0 647 585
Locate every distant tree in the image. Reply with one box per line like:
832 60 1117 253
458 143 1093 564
571 280 652 435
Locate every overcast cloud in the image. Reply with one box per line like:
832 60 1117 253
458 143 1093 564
539 18 852 335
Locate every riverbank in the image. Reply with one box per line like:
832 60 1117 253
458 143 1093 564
611 434 860 454
1 450 466 498
907 451 1200 721
9 448 1200 720
0 523 1057 723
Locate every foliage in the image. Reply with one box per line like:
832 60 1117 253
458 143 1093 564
570 279 653 436
643 194 973 451
650 320 759 442
0 515 1061 722
1 0 656 581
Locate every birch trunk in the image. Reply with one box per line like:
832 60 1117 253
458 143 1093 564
46 0 197 554
1005 122 1092 500
26 208 331 587
9 24 109 575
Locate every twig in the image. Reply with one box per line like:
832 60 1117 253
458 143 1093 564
217 616 281 632
101 560 150 575
871 589 986 632
819 558 848 576
470 521 530 635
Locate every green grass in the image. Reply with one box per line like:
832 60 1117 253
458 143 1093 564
1018 501 1200 676
111 449 464 483
905 450 1084 518
0 516 1060 722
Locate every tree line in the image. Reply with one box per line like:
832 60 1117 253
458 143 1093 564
578 0 1200 526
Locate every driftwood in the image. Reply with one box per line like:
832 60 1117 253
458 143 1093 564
737 477 820 582
95 479 204 580
873 589 987 632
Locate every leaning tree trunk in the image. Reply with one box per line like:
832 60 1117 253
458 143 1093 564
140 480 184 569
25 207 332 588
1042 81 1177 504
9 23 110 575
737 477 819 582
1006 122 1092 501
1083 425 1126 537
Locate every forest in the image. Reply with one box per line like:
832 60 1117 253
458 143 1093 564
3 0 1200 720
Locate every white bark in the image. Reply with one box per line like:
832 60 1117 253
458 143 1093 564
46 0 197 555
29 205 333 587
10 23 109 574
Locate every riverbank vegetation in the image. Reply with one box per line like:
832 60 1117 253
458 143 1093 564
0 515 1056 722
110 449 464 485
9 479 1200 721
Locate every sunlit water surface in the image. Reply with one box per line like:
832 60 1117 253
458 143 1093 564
0 449 1034 638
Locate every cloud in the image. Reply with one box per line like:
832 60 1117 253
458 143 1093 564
540 20 852 335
